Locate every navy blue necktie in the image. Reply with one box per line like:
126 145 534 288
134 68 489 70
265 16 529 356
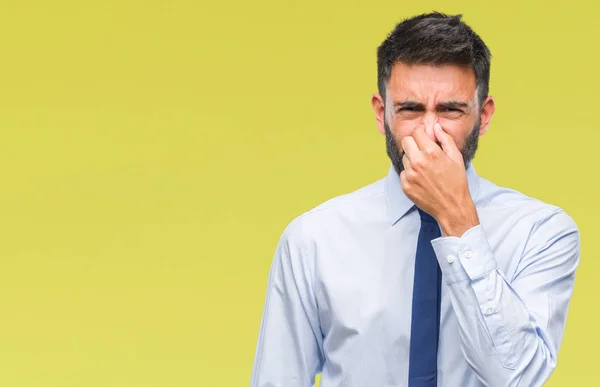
408 208 442 387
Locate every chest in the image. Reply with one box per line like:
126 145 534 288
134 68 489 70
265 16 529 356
313 209 526 352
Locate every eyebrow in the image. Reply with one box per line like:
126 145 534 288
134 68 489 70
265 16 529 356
393 101 425 110
393 100 472 111
437 101 471 110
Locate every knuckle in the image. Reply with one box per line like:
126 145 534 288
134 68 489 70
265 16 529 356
400 173 409 187
407 169 418 181
424 147 437 157
412 156 425 169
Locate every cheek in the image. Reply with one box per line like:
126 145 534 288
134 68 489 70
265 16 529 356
441 128 468 149
392 120 416 139
438 118 464 131
438 119 472 137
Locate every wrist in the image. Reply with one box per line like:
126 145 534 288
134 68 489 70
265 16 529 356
437 200 479 237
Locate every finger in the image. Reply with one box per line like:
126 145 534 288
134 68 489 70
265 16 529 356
434 123 462 161
400 169 407 189
412 125 440 154
402 153 411 171
400 135 419 161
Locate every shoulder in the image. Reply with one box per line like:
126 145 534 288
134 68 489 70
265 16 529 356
281 176 387 244
476 176 579 239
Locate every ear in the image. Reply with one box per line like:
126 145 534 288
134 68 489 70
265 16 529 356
478 96 495 136
371 93 386 135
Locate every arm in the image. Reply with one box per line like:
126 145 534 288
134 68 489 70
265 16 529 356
432 208 580 386
250 219 324 387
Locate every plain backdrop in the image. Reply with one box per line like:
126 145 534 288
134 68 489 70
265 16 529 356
0 0 597 386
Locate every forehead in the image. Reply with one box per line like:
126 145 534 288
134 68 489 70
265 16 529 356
386 62 476 103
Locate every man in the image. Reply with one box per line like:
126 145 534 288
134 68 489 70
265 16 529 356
250 12 580 387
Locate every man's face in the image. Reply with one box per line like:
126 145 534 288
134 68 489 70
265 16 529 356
384 114 480 175
374 62 494 174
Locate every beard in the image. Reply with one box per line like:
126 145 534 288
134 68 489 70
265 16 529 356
385 118 481 176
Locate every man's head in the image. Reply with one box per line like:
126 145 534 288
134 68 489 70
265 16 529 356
372 12 495 175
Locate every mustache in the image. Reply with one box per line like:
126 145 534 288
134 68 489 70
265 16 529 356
385 119 480 174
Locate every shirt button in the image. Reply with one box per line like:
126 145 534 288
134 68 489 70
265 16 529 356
464 250 473 259
447 255 456 264
485 307 494 316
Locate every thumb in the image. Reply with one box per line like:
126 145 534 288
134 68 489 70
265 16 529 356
434 123 463 162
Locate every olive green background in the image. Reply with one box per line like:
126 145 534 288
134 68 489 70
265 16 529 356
0 0 596 386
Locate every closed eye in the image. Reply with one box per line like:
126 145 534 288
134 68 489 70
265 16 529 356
437 101 470 114
397 106 425 113
398 107 417 112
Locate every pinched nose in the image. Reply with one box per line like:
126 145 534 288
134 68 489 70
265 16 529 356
416 116 438 142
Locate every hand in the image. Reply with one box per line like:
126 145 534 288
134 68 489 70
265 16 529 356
400 123 479 237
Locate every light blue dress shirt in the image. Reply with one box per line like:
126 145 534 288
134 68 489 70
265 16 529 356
251 163 580 387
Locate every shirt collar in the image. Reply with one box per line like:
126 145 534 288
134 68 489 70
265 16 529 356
383 161 481 226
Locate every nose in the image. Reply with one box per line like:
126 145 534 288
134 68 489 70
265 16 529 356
420 114 437 142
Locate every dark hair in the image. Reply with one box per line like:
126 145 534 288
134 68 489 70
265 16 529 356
377 12 491 108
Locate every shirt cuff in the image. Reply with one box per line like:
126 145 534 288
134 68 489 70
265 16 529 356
431 224 498 284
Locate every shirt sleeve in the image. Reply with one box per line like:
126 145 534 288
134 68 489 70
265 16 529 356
431 208 580 386
250 218 324 387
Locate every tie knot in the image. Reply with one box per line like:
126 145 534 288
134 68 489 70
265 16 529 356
417 208 436 223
